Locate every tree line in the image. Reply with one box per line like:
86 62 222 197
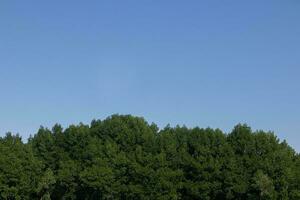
0 115 299 199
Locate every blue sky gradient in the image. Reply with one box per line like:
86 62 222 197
1 1 300 151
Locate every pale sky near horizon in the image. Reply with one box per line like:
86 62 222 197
0 1 300 151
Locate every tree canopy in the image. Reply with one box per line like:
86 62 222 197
0 115 299 199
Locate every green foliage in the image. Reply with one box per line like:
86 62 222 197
0 115 299 199
37 169 56 200
0 133 43 199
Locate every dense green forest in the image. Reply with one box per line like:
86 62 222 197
0 115 299 200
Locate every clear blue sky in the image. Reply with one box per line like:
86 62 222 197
0 1 300 151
